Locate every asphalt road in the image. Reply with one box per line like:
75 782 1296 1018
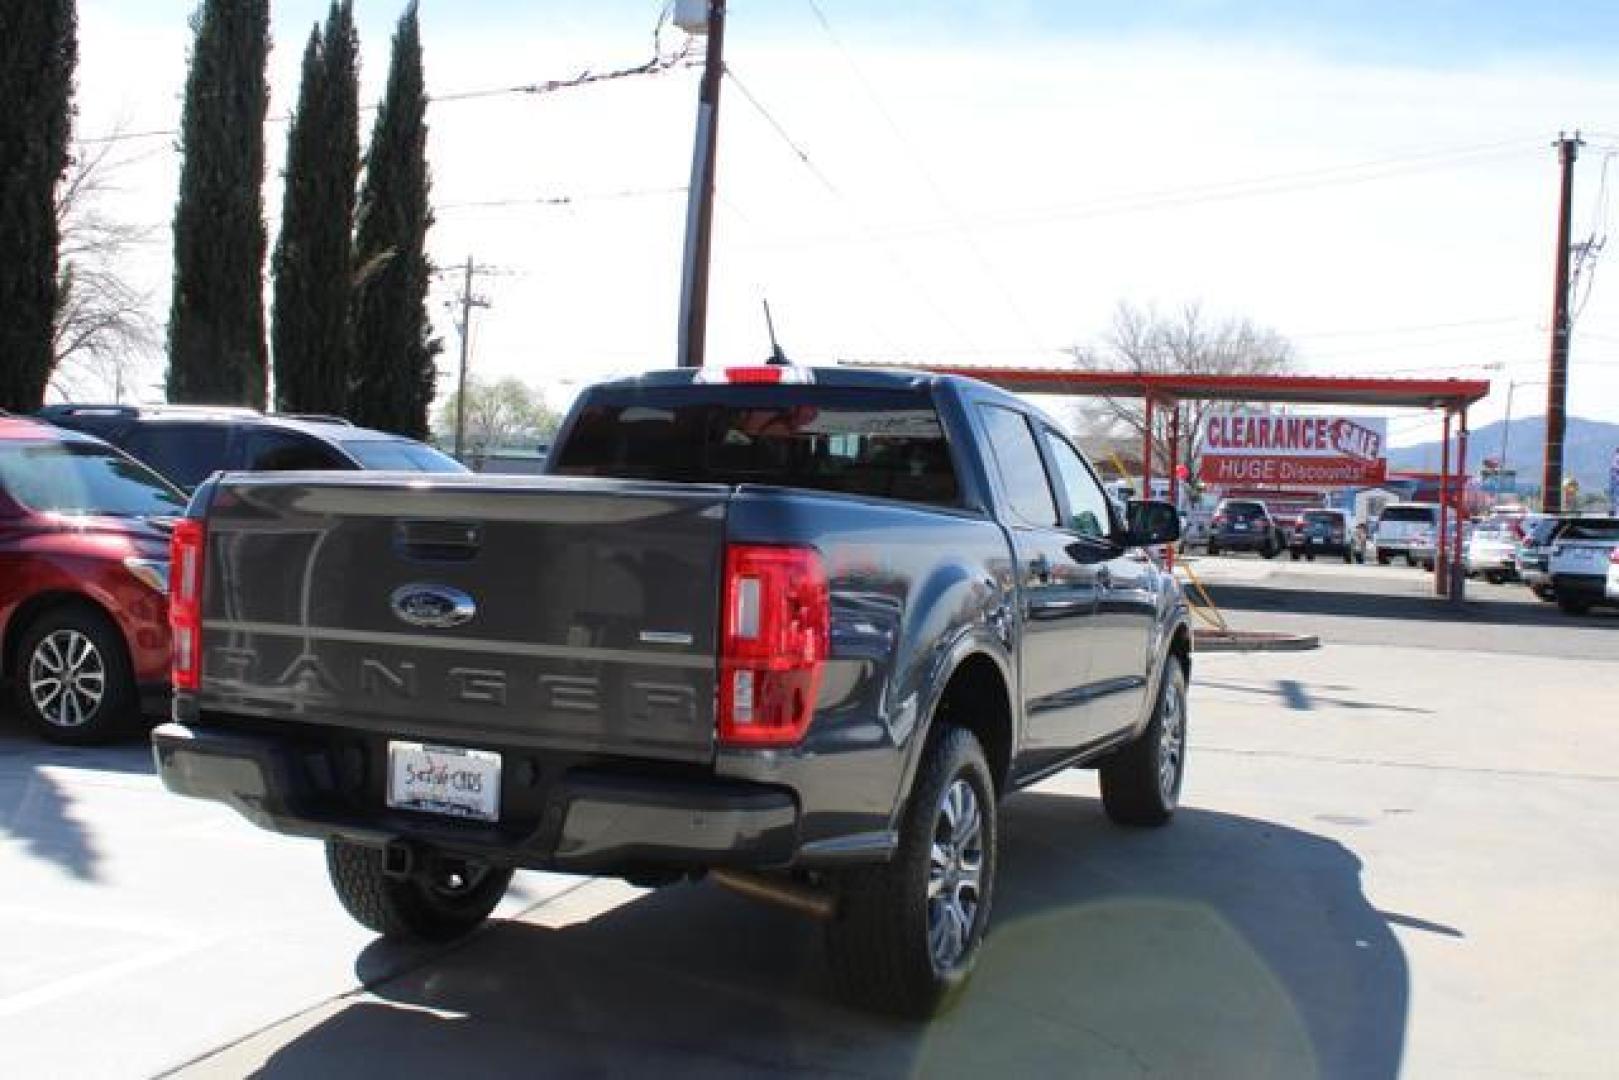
2 558 1616 1078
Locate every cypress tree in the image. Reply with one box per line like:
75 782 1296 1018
351 2 440 437
0 0 77 411
272 1 359 415
167 0 271 407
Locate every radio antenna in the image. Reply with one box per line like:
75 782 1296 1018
763 298 789 365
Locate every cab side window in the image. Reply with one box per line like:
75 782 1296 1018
1042 429 1114 541
979 405 1059 527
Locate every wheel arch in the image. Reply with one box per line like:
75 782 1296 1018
906 643 1016 803
2 590 126 680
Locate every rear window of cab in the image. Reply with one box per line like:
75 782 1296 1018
553 386 960 507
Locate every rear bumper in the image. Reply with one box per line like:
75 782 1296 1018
1465 550 1518 573
1290 537 1349 554
1211 531 1273 550
1552 574 1611 605
152 722 801 873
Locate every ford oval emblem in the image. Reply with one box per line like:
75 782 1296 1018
390 584 476 629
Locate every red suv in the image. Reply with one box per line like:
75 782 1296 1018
0 416 187 743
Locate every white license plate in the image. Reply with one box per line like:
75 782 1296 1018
386 741 501 822
1234 523 1249 530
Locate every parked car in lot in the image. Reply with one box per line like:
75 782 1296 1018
37 404 467 491
150 365 1192 1018
0 417 186 742
1464 517 1523 584
1371 502 1440 566
1207 498 1285 557
1288 508 1356 562
1514 513 1566 600
1179 506 1213 550
1547 517 1619 615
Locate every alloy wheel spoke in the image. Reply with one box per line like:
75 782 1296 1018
37 638 66 675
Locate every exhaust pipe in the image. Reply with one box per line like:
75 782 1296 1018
709 868 838 921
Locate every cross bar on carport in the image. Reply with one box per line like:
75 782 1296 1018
851 365 1492 601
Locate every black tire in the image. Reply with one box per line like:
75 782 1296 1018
1558 597 1591 616
1404 553 1416 567
1206 542 1220 556
326 839 512 943
1100 660 1188 827
1532 585 1555 602
1485 571 1505 585
11 604 137 745
825 726 997 1019
1343 550 1354 564
1376 552 1391 565
1261 542 1278 560
1289 549 1299 561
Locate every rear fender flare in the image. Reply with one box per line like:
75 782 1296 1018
888 626 1016 828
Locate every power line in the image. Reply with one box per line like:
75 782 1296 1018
1570 149 1614 323
722 62 984 358
435 185 688 212
1286 315 1538 340
736 137 1545 251
803 0 1046 355
78 29 696 147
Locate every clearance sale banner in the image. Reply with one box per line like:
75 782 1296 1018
1200 411 1388 487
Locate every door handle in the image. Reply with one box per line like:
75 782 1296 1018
1096 566 1113 588
1028 554 1053 583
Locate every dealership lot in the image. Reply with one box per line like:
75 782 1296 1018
2 559 1616 1079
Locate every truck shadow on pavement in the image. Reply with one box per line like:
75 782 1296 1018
0 718 155 881
248 792 1411 1079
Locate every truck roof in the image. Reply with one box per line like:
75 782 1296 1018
586 365 1030 409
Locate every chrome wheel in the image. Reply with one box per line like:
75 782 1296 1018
1157 676 1184 804
928 778 984 970
27 629 106 730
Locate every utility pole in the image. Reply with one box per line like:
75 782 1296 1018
1541 132 1582 512
676 0 727 368
452 254 491 460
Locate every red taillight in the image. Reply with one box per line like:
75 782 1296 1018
720 366 784 384
1212 514 1227 527
718 544 829 747
169 519 206 691
1610 548 1619 565
694 365 815 385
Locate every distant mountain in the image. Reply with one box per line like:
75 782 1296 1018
1387 415 1619 494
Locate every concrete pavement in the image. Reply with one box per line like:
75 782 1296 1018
3 560 1616 1078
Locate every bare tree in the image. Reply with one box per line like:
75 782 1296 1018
51 137 159 401
434 376 561 465
1066 302 1296 484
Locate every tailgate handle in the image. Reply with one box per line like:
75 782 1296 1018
395 520 483 562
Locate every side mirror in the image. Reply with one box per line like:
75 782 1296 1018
1124 498 1181 547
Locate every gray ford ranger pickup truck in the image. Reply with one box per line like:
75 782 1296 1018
153 365 1192 1017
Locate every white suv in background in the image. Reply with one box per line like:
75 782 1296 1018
1547 517 1619 615
1372 502 1441 567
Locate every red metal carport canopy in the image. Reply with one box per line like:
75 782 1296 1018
851 363 1492 599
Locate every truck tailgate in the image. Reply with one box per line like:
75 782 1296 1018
196 474 727 763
